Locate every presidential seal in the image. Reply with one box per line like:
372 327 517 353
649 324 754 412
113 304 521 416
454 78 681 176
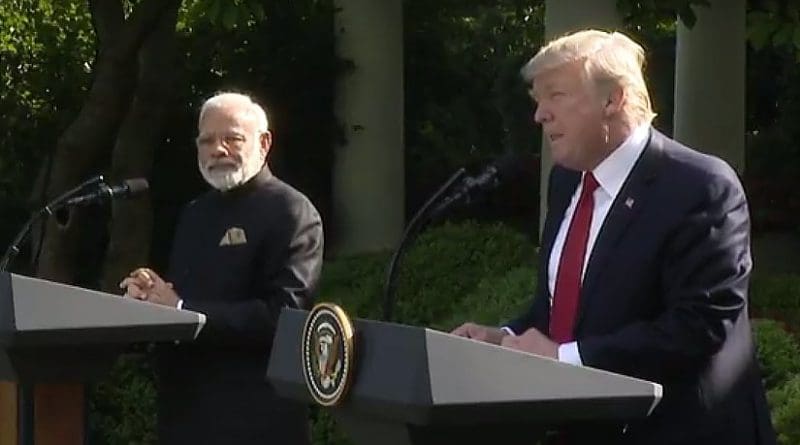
302 302 355 406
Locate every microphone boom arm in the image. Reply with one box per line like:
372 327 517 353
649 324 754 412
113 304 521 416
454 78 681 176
0 175 104 272
381 168 466 322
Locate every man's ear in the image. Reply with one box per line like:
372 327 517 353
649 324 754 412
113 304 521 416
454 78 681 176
603 85 625 117
260 131 273 156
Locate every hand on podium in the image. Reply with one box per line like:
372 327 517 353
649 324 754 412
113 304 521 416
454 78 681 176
450 322 507 345
119 267 180 307
501 327 558 359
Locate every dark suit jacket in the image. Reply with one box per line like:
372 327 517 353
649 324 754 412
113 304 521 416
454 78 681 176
507 130 775 445
156 168 323 445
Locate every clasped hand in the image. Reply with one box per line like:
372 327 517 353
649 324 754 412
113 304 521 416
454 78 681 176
119 267 180 307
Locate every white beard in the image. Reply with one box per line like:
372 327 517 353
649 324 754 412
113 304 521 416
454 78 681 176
199 148 265 191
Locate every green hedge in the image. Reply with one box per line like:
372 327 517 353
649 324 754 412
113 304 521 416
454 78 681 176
321 221 536 326
88 353 157 445
753 319 800 391
750 273 800 331
770 374 800 445
752 318 800 444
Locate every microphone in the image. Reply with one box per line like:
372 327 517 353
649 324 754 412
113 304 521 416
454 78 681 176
65 178 149 206
429 152 521 218
381 152 523 321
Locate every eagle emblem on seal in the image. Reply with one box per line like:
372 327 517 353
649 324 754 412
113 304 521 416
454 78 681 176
302 303 355 406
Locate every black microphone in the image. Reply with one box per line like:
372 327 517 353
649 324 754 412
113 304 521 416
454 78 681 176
65 178 149 206
429 152 521 218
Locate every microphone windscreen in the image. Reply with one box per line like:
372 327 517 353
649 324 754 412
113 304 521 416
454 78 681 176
124 178 149 195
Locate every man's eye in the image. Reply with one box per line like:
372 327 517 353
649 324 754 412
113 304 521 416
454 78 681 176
224 135 245 145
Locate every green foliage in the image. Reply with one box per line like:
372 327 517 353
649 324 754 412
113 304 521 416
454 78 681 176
752 318 800 443
749 273 800 327
617 0 711 28
322 221 536 323
0 0 94 247
390 221 535 326
753 319 800 390
770 374 800 445
435 265 535 331
310 407 352 445
751 273 800 310
746 0 800 57
404 0 543 216
88 353 158 445
181 0 278 30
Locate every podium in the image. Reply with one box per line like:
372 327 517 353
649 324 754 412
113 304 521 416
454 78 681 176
267 308 662 445
0 272 206 445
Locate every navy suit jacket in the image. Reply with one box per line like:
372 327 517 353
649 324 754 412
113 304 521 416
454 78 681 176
508 130 775 445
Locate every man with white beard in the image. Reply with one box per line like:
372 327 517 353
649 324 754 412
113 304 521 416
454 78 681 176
120 92 323 444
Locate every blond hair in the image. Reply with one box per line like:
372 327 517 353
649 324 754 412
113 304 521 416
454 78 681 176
521 29 656 126
198 92 269 133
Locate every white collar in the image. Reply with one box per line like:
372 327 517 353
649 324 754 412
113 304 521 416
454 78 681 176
590 124 650 198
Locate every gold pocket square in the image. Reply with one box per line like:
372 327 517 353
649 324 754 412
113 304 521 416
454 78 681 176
219 227 248 246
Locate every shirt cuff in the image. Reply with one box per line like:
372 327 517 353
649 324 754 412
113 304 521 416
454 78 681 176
500 326 516 336
557 341 583 366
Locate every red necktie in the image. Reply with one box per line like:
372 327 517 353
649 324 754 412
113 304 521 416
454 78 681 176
549 172 599 343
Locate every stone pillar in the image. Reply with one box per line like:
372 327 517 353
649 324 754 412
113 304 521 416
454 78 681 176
674 0 746 172
332 0 404 254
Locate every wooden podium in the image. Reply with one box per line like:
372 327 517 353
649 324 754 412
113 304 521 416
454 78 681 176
0 272 205 445
267 308 663 445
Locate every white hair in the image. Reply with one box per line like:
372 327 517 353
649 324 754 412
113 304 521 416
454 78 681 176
521 29 656 126
198 92 269 133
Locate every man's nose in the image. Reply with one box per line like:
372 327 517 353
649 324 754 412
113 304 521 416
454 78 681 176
533 105 550 124
210 142 230 158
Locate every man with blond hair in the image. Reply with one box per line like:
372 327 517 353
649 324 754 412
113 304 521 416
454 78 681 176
453 30 774 444
120 92 323 444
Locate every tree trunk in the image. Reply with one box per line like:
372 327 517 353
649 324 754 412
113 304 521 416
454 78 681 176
35 0 175 285
100 0 181 293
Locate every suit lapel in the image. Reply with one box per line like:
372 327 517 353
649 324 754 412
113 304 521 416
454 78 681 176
575 129 665 328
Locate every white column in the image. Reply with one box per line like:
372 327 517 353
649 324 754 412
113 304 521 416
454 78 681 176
333 0 404 254
674 0 746 172
539 0 621 233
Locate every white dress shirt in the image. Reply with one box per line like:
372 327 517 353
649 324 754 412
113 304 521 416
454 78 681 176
551 124 650 365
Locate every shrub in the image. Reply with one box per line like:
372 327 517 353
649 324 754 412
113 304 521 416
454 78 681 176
435 265 535 331
88 352 157 445
749 273 800 331
770 374 800 445
753 319 800 391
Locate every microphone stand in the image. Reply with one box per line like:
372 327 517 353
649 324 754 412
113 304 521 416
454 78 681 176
0 175 104 272
382 168 466 322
